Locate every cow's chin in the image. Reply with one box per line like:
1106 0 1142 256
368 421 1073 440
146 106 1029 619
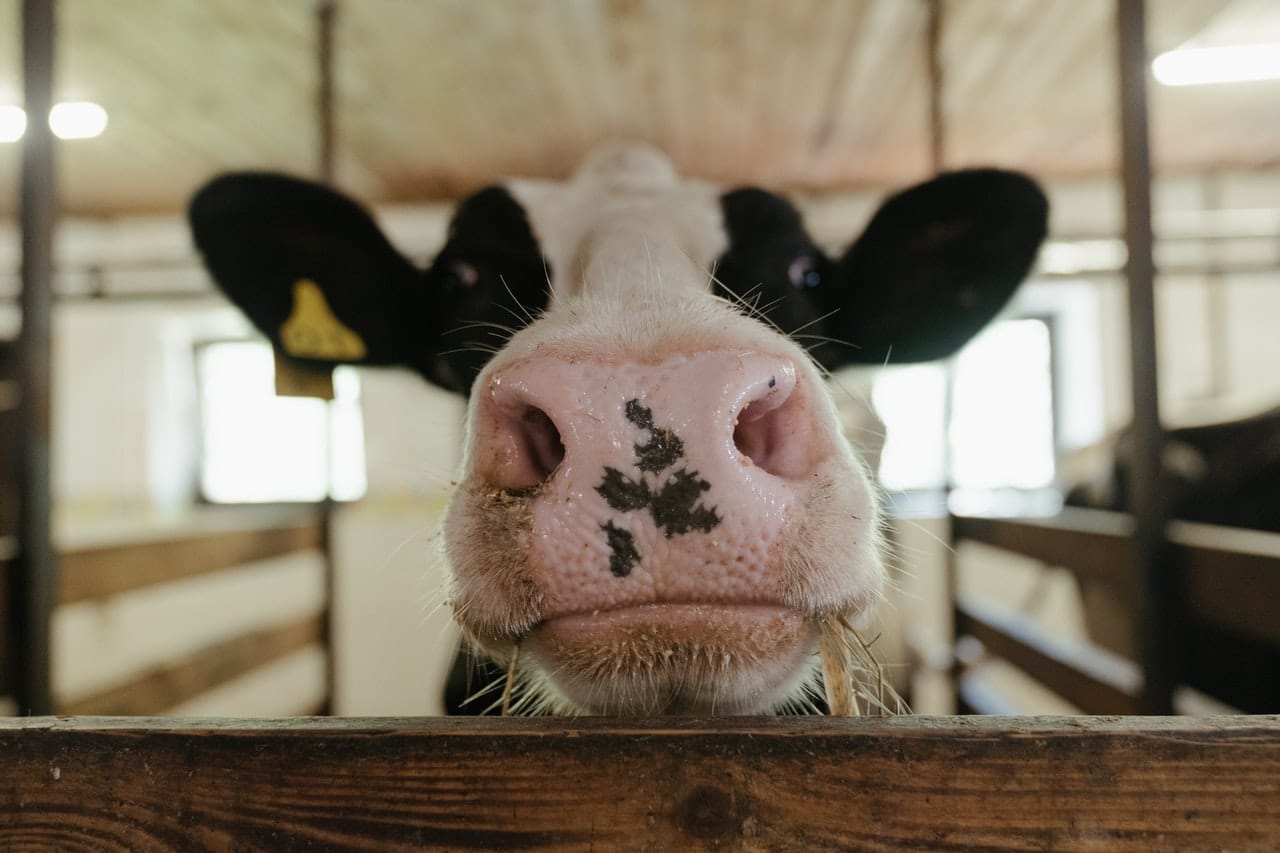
523 604 818 715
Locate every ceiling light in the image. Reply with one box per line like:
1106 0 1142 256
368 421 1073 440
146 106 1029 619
49 101 108 139
0 105 26 143
1153 42 1280 86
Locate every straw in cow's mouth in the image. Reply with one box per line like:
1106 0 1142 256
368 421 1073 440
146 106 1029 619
818 614 910 717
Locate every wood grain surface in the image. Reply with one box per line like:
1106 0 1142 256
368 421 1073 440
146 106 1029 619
1 715 1277 851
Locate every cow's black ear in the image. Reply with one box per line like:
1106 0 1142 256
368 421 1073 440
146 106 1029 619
189 172 426 371
820 169 1048 365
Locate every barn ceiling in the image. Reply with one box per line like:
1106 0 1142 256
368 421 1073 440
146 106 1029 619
1 0 1278 218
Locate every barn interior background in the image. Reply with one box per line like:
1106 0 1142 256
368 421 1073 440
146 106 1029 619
0 0 1277 717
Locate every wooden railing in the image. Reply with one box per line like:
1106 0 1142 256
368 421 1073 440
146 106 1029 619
0 716 1276 850
951 507 1280 713
0 509 328 714
955 594 1142 715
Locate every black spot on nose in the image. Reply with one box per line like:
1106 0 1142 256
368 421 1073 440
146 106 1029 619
596 399 723 577
627 399 684 472
602 520 640 577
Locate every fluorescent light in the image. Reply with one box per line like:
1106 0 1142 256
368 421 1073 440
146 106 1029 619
0 101 111 142
0 105 26 143
49 101 108 139
1153 42 1280 86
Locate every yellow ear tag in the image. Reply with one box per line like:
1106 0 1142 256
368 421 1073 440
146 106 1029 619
279 278 368 361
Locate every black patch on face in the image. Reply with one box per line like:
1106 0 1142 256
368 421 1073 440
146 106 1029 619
595 400 722 576
602 520 641 577
423 186 551 393
714 189 840 369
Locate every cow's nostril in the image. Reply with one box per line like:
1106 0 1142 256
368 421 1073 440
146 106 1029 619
518 406 565 482
734 380 808 479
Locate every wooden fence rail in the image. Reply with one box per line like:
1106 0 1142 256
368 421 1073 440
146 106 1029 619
955 594 1143 714
951 509 1280 713
1 510 328 712
1 716 1278 851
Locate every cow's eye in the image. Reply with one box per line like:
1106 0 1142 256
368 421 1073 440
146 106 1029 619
787 256 821 289
448 260 480 288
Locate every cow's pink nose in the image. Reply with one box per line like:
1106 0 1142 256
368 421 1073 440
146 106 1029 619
472 351 819 492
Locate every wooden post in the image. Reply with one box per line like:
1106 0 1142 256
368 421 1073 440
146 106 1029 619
272 0 339 402
1201 174 1229 400
1115 0 1174 714
9 0 57 716
922 0 967 712
924 0 945 174
317 0 337 184
316 0 338 716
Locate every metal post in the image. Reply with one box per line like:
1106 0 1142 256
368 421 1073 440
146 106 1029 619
1115 0 1174 715
316 0 338 716
273 0 339 405
317 0 337 183
924 0 945 173
11 0 57 715
1201 174 1229 400
922 0 967 712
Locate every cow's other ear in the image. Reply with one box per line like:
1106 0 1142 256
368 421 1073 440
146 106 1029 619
189 172 426 371
821 169 1048 365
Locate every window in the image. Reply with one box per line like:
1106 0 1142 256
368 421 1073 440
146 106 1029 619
196 341 367 503
874 318 1056 494
950 319 1056 489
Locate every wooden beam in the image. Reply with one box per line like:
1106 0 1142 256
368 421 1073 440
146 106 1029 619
0 537 12 694
0 407 17 536
317 506 335 715
1116 0 1174 715
0 717 1277 849
951 509 1133 590
57 613 323 716
956 671 1028 716
952 515 1280 646
313 0 340 715
56 519 323 605
316 0 337 183
0 341 16 381
1172 521 1280 649
1183 621 1280 713
924 0 944 172
956 595 1143 715
9 0 58 717
0 562 7 695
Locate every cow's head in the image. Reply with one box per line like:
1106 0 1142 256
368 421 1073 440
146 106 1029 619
190 144 1046 714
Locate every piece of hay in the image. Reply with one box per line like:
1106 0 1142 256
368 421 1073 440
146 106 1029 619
819 614 909 716
501 642 521 716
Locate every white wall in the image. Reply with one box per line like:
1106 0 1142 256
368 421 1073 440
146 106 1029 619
330 369 465 715
52 301 250 509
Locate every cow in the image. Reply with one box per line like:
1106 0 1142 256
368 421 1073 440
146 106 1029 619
188 143 1047 715
1061 405 1280 713
1064 405 1280 534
